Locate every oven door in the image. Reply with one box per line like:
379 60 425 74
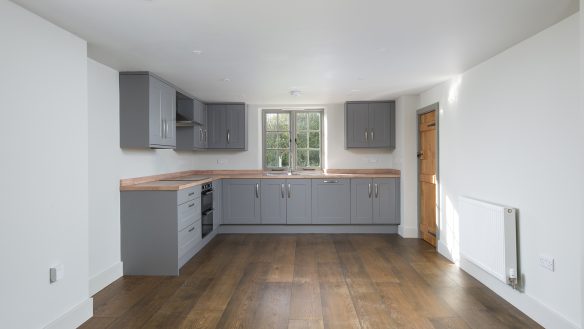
201 189 213 211
201 208 213 238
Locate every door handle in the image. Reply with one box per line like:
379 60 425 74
370 130 374 141
417 152 424 159
255 183 259 198
188 226 195 232
287 184 291 198
375 184 379 198
199 128 203 142
281 184 285 198
204 129 207 142
162 119 166 138
368 183 372 198
323 180 339 184
365 129 368 141
227 129 230 144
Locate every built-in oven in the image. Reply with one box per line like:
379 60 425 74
201 183 213 238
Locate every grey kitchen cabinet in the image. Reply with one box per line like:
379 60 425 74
286 179 312 224
373 178 400 224
350 178 400 224
345 101 395 149
212 180 222 229
260 179 287 224
222 179 261 224
351 179 374 224
177 97 208 150
206 103 247 150
120 72 176 149
311 179 351 224
121 185 201 276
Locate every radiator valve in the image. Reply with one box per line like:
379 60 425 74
508 268 518 290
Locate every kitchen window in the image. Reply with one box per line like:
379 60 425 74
262 110 323 170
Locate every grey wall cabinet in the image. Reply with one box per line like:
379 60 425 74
222 179 261 224
260 179 287 224
121 185 201 276
345 101 395 149
177 98 208 150
206 103 247 150
286 179 312 224
350 178 400 224
311 179 351 224
120 72 176 149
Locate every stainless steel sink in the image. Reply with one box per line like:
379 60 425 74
265 172 291 176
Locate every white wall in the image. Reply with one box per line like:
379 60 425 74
87 59 197 293
0 1 92 328
418 14 582 329
192 103 397 169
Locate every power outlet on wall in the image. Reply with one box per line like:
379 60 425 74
216 159 226 165
539 254 555 272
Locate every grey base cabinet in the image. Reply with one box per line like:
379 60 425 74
311 179 351 224
286 179 312 224
260 179 287 224
350 178 400 224
121 185 201 276
222 179 261 224
258 179 312 224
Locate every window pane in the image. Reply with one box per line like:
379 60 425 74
266 132 278 148
297 113 308 131
309 132 320 149
296 132 308 148
277 132 290 148
280 150 290 167
297 149 308 168
309 150 320 167
278 113 290 131
308 113 320 130
266 113 278 131
266 149 278 167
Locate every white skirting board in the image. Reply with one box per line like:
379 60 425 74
460 258 579 329
89 262 123 296
218 225 398 234
398 225 419 238
43 298 93 329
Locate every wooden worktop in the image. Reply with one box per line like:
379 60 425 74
120 169 401 191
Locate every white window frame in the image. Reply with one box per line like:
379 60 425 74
262 109 324 170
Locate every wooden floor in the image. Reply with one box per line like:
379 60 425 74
81 234 541 329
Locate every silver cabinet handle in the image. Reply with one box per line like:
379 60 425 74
323 180 339 184
371 130 374 141
188 203 195 208
199 128 203 142
188 226 195 232
204 129 208 142
227 129 230 144
255 183 259 198
375 184 379 198
368 183 372 198
188 192 195 197
281 184 285 198
365 129 368 141
287 184 291 198
162 119 166 138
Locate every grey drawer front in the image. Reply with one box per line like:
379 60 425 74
178 221 202 258
178 197 201 231
177 185 200 205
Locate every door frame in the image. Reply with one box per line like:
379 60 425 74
416 102 440 245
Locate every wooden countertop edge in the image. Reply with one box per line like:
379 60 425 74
120 169 401 191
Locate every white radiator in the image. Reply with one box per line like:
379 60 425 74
459 196 518 287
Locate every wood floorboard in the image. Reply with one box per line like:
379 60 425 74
81 234 542 329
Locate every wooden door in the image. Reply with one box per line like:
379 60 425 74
418 111 437 247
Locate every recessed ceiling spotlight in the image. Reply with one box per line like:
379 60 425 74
192 50 203 55
290 90 303 97
350 89 361 93
221 77 231 82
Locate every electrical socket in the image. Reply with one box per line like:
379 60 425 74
217 159 226 164
539 254 555 272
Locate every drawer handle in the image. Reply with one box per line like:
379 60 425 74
188 203 195 208
188 192 195 196
323 180 339 184
203 209 214 216
188 227 195 232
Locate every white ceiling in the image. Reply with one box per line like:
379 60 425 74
13 0 578 104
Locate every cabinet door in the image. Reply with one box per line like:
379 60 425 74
260 179 287 224
286 179 312 224
369 102 394 148
207 105 226 148
212 180 222 228
311 179 350 224
225 104 246 149
148 76 164 147
161 82 176 147
373 178 400 224
350 179 373 224
193 99 205 125
192 124 205 149
346 103 370 148
222 179 261 224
